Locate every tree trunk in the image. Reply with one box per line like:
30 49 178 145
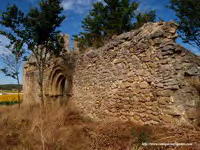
16 75 21 108
38 64 45 107
34 44 48 107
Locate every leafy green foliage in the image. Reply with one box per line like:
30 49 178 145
24 0 65 51
0 0 66 104
169 0 200 50
103 0 139 35
74 0 156 49
0 0 65 56
0 5 25 40
74 2 106 49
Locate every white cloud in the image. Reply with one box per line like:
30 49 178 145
61 0 102 14
62 0 74 10
0 35 10 55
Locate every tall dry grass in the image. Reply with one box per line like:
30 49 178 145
0 101 199 150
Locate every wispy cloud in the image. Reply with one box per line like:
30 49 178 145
0 35 10 55
61 0 102 14
137 0 163 12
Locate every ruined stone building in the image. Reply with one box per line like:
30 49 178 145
23 22 200 126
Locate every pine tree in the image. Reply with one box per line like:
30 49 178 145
74 0 156 49
133 10 156 29
74 2 106 48
104 0 138 35
169 0 200 51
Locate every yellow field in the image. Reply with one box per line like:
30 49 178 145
0 94 23 103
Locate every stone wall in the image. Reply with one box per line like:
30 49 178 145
23 22 200 126
23 58 40 105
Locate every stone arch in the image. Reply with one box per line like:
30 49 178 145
47 64 72 104
59 78 66 95
55 74 65 95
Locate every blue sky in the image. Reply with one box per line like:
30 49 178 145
0 0 199 84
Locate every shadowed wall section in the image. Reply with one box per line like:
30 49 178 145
23 57 73 105
71 22 200 126
46 63 73 105
23 22 200 126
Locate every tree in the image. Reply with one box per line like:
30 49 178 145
133 10 156 29
169 0 200 51
103 0 139 35
0 0 65 105
0 40 26 107
74 2 107 49
74 0 156 49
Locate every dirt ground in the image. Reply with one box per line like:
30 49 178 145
0 102 199 150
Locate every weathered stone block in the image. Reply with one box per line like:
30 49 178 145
160 115 174 123
158 97 170 105
139 81 149 89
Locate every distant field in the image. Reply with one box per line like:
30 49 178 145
0 94 23 105
0 84 22 92
0 90 19 93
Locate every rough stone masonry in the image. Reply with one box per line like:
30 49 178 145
23 22 200 126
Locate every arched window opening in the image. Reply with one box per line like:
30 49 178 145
48 65 72 105
60 78 66 95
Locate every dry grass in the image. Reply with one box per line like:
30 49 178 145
0 102 199 150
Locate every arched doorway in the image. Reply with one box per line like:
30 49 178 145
47 65 72 105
